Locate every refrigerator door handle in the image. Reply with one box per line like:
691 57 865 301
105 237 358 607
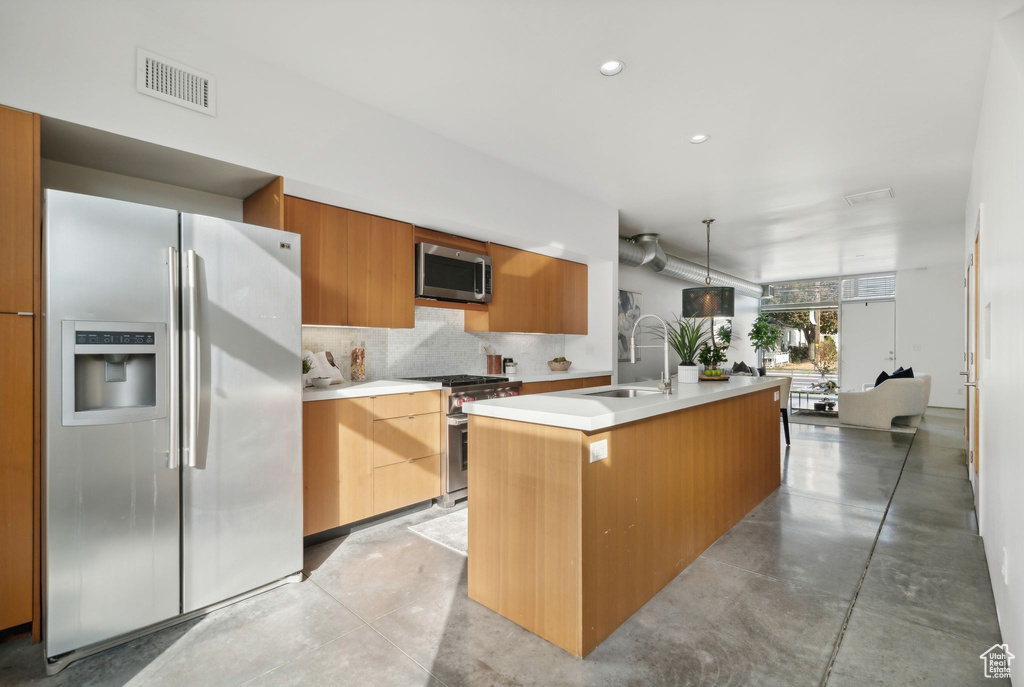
167 246 179 469
184 248 201 468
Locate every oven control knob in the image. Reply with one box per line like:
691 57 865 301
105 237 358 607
455 397 464 407
508 390 519 397
465 396 475 402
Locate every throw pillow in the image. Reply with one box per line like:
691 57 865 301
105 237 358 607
732 361 750 374
875 370 890 387
891 366 914 381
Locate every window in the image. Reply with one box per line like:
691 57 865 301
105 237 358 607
760 278 840 311
841 274 895 301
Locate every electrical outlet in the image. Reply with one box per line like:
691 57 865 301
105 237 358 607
1002 546 1009 586
957 387 964 395
913 343 922 351
589 439 608 463
586 344 596 356
774 391 779 402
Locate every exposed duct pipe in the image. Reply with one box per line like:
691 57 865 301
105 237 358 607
618 233 763 299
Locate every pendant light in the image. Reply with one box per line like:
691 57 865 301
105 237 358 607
682 218 735 318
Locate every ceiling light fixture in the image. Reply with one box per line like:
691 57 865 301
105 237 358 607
599 60 624 76
689 134 710 144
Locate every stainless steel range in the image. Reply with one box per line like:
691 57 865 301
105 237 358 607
404 374 521 507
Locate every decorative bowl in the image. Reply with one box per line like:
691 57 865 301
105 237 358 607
548 360 572 372
311 377 332 389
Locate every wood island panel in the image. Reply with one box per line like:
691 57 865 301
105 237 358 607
468 387 780 657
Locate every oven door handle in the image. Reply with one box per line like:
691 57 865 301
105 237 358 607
448 416 469 427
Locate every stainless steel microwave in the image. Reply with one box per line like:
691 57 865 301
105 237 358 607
415 242 493 303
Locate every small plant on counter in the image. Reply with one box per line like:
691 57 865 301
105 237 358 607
661 316 709 366
302 356 313 375
698 342 728 371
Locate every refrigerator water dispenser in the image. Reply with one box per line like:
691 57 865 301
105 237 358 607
61 321 168 426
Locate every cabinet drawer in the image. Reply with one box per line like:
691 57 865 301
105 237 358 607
373 413 441 467
374 454 441 514
373 391 441 419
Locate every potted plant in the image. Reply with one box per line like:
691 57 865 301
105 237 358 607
698 341 728 376
748 314 783 374
661 316 709 384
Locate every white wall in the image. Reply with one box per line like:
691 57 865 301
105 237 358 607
617 264 757 383
0 2 617 372
962 11 1024 662
41 160 244 220
895 264 966 409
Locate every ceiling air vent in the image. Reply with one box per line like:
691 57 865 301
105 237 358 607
844 188 894 206
136 48 216 116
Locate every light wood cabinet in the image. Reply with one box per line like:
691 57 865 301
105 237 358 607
373 414 442 467
284 196 349 325
347 210 414 329
519 375 611 395
282 197 414 329
0 106 37 314
561 259 588 335
303 391 443 535
0 314 33 630
465 244 588 334
373 454 441 515
302 397 375 536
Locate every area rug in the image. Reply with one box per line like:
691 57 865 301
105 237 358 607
409 508 468 555
790 410 917 434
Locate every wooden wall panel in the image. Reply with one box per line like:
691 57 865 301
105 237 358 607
242 177 284 230
0 314 33 630
0 106 36 313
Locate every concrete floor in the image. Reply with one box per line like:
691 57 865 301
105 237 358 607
0 409 1006 686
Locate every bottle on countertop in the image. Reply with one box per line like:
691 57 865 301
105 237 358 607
503 357 518 375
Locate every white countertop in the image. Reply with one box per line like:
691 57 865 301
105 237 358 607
463 376 783 431
483 368 613 384
303 379 442 402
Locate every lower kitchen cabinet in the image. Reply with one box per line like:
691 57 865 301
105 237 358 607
0 314 33 631
303 391 443 536
373 454 441 515
302 397 375 536
519 375 611 395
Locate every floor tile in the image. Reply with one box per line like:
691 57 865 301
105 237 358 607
827 606 1009 686
702 518 873 600
246 625 443 686
144 579 363 687
743 491 884 539
887 471 978 532
305 528 467 621
903 445 969 479
780 459 902 511
856 548 1001 644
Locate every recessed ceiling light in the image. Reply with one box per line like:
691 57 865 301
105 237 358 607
599 60 624 76
690 134 710 144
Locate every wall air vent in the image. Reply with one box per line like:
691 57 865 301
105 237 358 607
136 49 216 116
844 188 894 206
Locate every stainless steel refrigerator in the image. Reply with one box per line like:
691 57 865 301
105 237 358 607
43 190 303 671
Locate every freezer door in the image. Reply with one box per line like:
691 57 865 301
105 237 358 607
43 191 180 658
180 214 303 612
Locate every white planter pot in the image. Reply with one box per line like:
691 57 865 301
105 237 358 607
678 365 700 384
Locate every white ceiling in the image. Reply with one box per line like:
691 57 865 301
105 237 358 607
150 0 999 281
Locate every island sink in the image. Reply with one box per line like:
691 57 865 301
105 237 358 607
582 388 663 398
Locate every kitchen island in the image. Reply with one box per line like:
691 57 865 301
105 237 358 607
462 376 783 657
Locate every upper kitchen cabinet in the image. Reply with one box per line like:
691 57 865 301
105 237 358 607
282 197 414 329
0 106 39 313
465 244 588 335
347 210 415 329
283 195 349 325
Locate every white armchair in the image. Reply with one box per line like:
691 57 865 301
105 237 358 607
838 374 931 430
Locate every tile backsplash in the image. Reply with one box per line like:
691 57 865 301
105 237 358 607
301 307 565 380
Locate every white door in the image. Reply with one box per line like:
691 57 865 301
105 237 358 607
839 300 896 391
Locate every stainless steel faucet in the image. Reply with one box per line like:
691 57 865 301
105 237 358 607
629 314 673 393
